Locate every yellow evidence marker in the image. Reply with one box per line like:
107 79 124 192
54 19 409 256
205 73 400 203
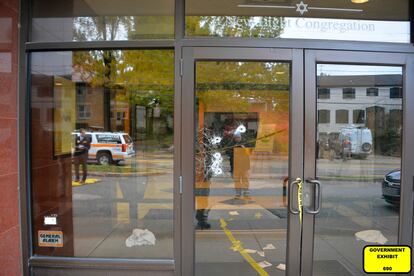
363 245 411 273
72 178 100 187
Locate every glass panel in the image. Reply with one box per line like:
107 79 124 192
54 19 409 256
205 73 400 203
343 88 356 99
314 64 402 275
195 61 290 275
31 0 174 42
366 87 379 97
30 50 175 258
336 109 349 124
318 88 330 99
318 110 330 124
185 0 410 42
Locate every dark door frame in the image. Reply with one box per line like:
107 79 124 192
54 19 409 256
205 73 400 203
181 47 304 276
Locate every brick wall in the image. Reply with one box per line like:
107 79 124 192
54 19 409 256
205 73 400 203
0 0 21 275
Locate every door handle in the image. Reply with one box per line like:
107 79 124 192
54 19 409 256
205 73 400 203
288 178 302 215
304 179 322 214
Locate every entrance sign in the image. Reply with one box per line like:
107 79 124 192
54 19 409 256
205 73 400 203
363 246 411 273
38 230 64 247
280 18 410 43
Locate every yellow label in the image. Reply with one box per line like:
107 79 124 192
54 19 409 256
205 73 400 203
363 246 411 273
38 230 63 247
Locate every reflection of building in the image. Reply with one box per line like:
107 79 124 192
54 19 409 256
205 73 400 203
74 83 104 130
317 74 402 136
110 93 130 133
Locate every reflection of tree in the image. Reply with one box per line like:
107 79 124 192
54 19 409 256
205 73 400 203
74 17 133 41
71 15 286 137
197 62 289 84
186 16 285 38
73 16 174 41
196 62 290 113
72 47 174 135
73 15 284 40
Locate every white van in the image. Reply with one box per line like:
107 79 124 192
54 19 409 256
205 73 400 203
338 126 373 159
73 131 135 165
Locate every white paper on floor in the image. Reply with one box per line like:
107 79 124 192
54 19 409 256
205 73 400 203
243 249 257 254
355 230 388 245
276 263 286 271
258 261 272 268
229 211 239 216
263 243 276 250
257 251 265 257
125 229 156 247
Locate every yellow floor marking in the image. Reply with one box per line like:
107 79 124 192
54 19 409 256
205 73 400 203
72 178 100 187
138 203 173 219
117 202 130 224
220 218 269 276
116 182 124 199
143 177 173 200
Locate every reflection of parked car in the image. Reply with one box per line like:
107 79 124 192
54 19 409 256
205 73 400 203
382 169 400 205
73 131 135 165
337 126 373 159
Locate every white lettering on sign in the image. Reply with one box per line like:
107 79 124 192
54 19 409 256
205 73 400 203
38 231 63 247
280 18 410 43
290 18 375 33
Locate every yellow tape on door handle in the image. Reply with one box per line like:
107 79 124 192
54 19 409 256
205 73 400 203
297 178 303 226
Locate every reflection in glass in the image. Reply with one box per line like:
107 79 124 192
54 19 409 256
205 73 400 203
30 50 174 258
31 0 174 41
195 61 290 275
185 0 410 42
314 64 402 275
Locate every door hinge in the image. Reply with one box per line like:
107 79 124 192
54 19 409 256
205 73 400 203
180 58 183 77
179 176 183 194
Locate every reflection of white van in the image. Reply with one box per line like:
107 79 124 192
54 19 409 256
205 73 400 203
338 126 373 159
73 132 135 165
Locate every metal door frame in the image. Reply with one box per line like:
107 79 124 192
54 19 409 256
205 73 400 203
181 47 304 276
302 50 414 276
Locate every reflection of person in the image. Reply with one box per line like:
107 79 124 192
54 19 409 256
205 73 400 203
223 120 236 175
74 129 91 183
195 127 213 230
342 137 352 161
232 133 251 199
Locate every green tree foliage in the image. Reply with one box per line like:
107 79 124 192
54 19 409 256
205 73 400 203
71 15 288 132
196 61 290 113
186 16 285 38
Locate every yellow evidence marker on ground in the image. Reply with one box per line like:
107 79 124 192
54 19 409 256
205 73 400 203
72 178 100 187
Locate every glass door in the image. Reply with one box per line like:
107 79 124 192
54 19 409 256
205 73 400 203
302 51 414 276
181 47 304 276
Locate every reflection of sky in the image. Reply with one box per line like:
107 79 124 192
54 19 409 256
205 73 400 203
280 17 410 43
33 15 411 43
204 16 409 43
317 64 402 76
